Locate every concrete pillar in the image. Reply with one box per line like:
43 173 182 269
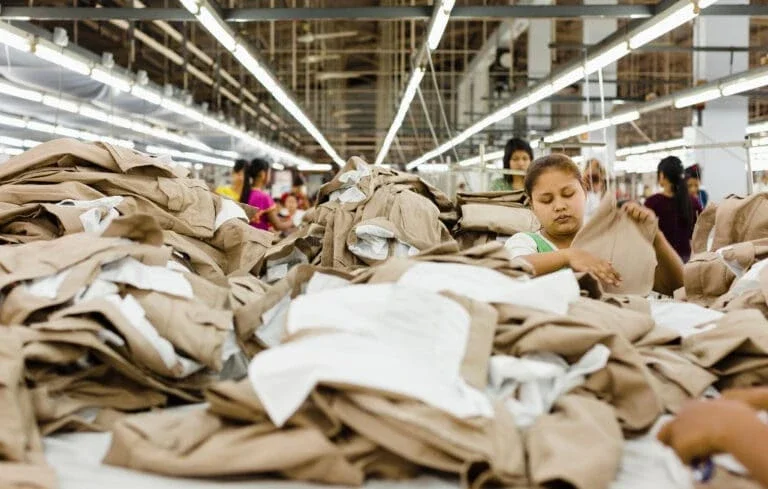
527 19 552 135
690 0 750 202
582 0 617 175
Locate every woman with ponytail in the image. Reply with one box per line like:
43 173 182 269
644 156 703 262
241 158 293 232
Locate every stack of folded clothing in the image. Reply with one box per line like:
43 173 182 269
451 191 538 250
262 156 456 282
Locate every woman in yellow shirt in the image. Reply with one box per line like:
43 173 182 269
215 159 247 201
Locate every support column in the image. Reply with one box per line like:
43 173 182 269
582 0 617 174
527 19 552 138
690 0 749 202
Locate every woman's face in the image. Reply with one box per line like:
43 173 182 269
232 169 244 187
530 169 586 239
284 195 298 213
687 178 700 197
509 150 532 171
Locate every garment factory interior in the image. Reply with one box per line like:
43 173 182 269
3 1 768 488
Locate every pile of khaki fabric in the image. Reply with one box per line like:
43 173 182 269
451 191 539 250
102 230 762 489
262 156 456 282
0 139 283 487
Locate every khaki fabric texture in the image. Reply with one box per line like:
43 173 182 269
572 194 658 295
692 193 768 254
526 395 623 489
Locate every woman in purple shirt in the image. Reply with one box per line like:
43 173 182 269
644 156 703 262
241 158 294 233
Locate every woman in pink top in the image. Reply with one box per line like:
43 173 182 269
242 158 293 232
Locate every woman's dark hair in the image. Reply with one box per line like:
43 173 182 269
233 159 248 173
684 163 702 181
292 170 306 188
240 158 270 204
659 156 693 229
502 137 534 184
524 153 583 197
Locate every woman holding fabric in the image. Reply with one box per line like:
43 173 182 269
504 153 684 294
644 156 702 262
490 137 534 191
242 158 294 233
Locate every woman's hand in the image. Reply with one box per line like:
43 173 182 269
722 387 768 411
565 248 622 287
658 399 761 464
622 201 656 224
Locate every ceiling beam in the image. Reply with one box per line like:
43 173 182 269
4 5 768 22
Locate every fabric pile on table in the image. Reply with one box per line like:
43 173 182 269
104 226 765 489
262 156 456 282
0 139 283 438
450 191 539 250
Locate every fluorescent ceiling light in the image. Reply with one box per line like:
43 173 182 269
585 43 629 75
145 145 234 167
629 2 696 49
0 80 43 102
528 84 556 104
458 149 504 167
721 71 768 96
298 163 333 172
0 22 32 52
552 67 585 92
91 67 132 92
35 43 92 75
673 88 722 108
131 85 162 105
178 0 200 13
198 5 237 52
426 2 454 51
0 147 24 156
610 111 641 125
41 94 79 113
375 67 426 166
186 2 343 166
418 164 449 173
272 162 285 171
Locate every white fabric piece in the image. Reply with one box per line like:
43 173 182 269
489 344 611 428
729 257 768 296
44 429 460 489
711 411 768 476
78 207 121 234
303 272 351 295
99 256 194 299
220 330 240 364
348 225 395 261
251 283 491 427
256 294 291 347
611 417 693 489
23 269 72 299
649 301 723 338
213 197 248 231
76 279 120 304
716 245 748 279
96 328 126 348
58 196 125 210
249 333 493 428
166 260 192 274
57 196 124 234
104 294 203 378
265 247 308 283
329 186 367 204
398 263 579 315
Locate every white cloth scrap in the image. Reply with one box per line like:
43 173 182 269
649 301 723 338
99 256 194 299
213 197 248 231
489 344 610 427
104 294 203 378
398 263 579 315
250 283 492 427
23 269 72 299
348 224 418 262
57 196 124 234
